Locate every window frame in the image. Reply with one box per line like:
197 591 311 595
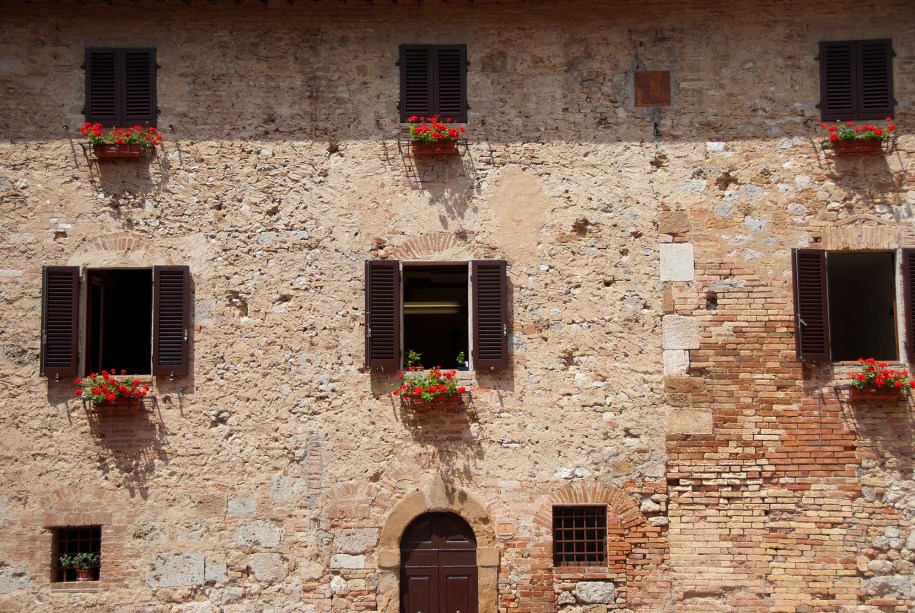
819 39 894 121
85 47 158 128
52 525 102 583
399 44 468 123
552 505 608 567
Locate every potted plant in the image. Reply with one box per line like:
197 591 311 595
80 122 163 159
74 369 151 408
407 114 465 155
393 367 469 409
59 552 100 582
847 358 913 400
819 119 895 154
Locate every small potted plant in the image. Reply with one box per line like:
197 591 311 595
407 114 465 155
74 369 151 409
393 366 469 409
819 119 896 154
80 122 163 159
59 552 100 582
847 358 913 400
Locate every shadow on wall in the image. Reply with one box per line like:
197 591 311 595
815 138 911 216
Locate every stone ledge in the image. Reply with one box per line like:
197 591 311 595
49 581 102 593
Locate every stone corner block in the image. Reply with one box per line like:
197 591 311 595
663 349 689 375
662 315 700 350
659 243 695 282
667 407 713 434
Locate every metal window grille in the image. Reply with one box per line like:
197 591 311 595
53 526 101 582
552 506 607 566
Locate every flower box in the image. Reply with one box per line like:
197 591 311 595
91 143 146 159
849 387 902 401
411 140 458 156
400 392 470 410
831 139 884 154
91 397 143 410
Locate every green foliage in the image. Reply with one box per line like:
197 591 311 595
59 552 100 570
405 349 423 368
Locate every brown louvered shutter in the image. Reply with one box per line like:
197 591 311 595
820 41 856 121
85 49 119 126
153 266 190 377
123 49 157 126
472 260 508 370
435 45 467 123
858 39 893 119
365 260 401 371
401 46 433 122
902 249 915 364
41 266 80 379
792 249 831 362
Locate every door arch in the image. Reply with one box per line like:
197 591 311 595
400 512 478 613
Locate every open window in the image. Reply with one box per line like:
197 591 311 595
365 260 508 371
41 265 190 378
792 249 913 362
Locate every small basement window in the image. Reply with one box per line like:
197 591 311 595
827 252 897 361
87 269 153 375
52 526 101 582
553 506 607 566
403 264 469 369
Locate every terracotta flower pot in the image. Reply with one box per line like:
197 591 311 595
400 392 469 410
849 387 902 401
411 140 458 155
75 569 94 582
91 143 146 159
92 397 143 410
831 139 883 154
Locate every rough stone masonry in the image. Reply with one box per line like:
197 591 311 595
0 0 913 611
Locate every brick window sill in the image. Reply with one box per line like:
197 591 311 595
50 581 102 593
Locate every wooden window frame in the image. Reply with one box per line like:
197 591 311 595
399 44 468 123
552 505 608 567
85 47 157 127
52 526 102 582
819 39 894 121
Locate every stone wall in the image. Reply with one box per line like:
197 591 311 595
0 0 912 611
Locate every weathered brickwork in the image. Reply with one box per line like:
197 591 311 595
0 0 912 611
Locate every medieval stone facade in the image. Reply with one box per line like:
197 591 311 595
0 0 912 611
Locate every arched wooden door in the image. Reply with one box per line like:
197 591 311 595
400 512 478 613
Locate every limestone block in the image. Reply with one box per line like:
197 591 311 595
558 591 575 605
659 243 695 282
0 565 30 594
330 575 348 594
333 528 379 554
668 408 713 434
574 581 616 604
236 520 281 548
658 211 690 235
640 498 661 513
863 575 911 599
204 553 227 584
227 497 256 516
269 476 305 502
147 552 205 588
663 350 689 375
330 554 365 569
662 315 700 350
248 553 288 583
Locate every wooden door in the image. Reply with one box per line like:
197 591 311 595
401 512 478 613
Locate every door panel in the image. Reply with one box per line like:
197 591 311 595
403 572 436 613
442 572 472 613
401 513 478 613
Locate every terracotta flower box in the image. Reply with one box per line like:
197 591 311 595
91 397 143 410
831 139 884 154
849 387 902 401
400 392 470 410
91 143 146 159
411 140 458 156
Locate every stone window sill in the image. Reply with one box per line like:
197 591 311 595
50 581 102 593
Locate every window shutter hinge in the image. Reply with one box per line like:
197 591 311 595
367 326 372 338
80 62 85 70
815 103 821 109
156 63 162 70
814 55 820 62
503 323 507 337
184 329 188 342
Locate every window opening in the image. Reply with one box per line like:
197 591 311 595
87 269 152 375
553 505 607 566
827 252 897 361
52 526 101 582
403 264 469 369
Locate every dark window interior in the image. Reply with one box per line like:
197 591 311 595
403 265 468 369
553 506 607 566
87 269 152 375
52 526 101 582
827 252 897 361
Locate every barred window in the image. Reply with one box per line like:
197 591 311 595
552 506 607 566
52 526 101 582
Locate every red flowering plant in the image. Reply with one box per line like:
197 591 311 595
74 369 151 406
819 118 896 142
79 122 164 150
848 358 913 392
392 366 467 403
406 114 466 143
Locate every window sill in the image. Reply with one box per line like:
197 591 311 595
50 581 102 593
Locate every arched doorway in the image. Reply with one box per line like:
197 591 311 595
400 512 478 613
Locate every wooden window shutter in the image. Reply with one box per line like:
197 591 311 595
858 39 893 119
791 249 831 362
400 45 433 122
472 260 509 370
365 260 401 371
85 49 119 126
123 49 157 125
902 249 915 363
41 266 80 379
435 45 467 123
153 265 190 377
